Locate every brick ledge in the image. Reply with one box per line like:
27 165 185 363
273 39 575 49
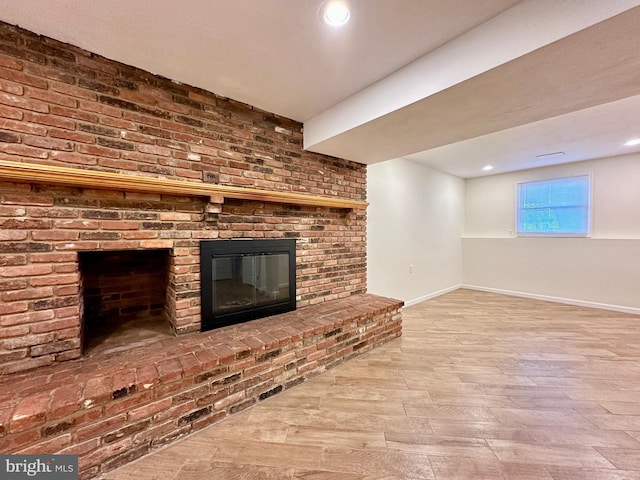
0 294 403 479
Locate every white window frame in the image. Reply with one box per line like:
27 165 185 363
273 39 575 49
516 175 592 237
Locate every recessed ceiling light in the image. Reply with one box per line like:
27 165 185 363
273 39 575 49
482 165 494 171
624 138 640 146
322 1 350 26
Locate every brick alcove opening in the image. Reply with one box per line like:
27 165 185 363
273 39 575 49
78 249 173 357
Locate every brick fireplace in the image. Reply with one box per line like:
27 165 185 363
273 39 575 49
0 20 373 374
0 21 403 478
79 249 171 355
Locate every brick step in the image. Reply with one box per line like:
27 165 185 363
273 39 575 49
0 294 403 479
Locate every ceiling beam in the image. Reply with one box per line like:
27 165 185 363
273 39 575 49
303 0 640 164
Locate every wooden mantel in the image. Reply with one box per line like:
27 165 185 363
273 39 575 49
0 160 368 210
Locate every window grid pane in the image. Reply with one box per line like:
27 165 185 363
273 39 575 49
517 176 590 235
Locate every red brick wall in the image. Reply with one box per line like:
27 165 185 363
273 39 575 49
0 21 367 375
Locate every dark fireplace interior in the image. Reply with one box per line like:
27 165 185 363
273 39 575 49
79 249 172 356
200 239 297 331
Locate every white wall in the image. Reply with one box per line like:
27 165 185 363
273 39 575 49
463 153 640 312
367 158 464 305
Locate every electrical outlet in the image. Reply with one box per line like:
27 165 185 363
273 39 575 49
409 264 413 274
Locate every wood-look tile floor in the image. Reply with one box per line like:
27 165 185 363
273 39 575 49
103 289 640 480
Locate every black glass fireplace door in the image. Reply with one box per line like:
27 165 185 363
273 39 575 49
212 253 290 315
200 239 296 331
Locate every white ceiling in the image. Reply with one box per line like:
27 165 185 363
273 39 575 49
1 0 640 178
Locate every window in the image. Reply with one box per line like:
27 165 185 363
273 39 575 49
516 175 590 236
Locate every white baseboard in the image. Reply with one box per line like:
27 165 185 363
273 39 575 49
404 284 462 307
461 284 640 316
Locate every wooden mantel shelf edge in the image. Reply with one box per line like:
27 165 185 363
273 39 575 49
0 160 368 210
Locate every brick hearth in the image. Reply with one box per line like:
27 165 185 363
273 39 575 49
0 294 403 479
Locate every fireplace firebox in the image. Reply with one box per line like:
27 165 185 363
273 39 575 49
200 239 296 331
